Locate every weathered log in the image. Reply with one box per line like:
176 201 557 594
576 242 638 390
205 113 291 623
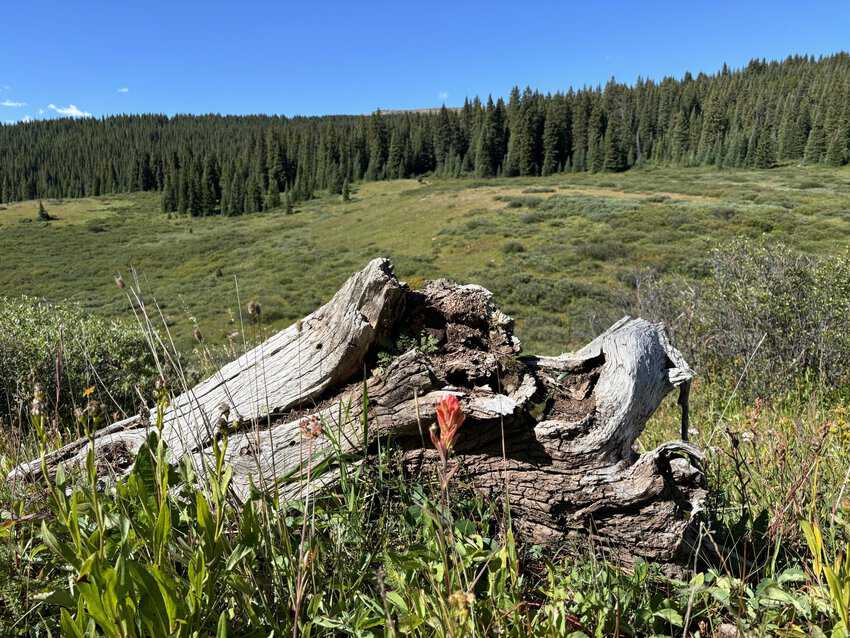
9 258 707 573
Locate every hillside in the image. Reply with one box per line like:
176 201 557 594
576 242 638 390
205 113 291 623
4 53 850 211
3 164 850 356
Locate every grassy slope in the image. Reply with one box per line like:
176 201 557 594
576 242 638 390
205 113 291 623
3 164 850 355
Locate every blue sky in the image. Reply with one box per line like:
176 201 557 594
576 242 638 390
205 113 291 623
3 1 850 123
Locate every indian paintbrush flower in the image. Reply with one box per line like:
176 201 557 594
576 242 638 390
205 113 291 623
430 394 465 463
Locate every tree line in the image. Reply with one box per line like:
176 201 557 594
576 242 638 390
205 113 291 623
2 53 850 214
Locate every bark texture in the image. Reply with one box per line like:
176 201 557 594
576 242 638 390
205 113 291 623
10 258 706 573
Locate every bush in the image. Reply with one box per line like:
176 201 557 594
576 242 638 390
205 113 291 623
502 240 526 254
497 195 544 209
639 240 850 396
576 240 626 262
0 296 160 423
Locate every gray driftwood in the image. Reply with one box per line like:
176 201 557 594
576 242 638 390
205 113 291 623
10 258 707 573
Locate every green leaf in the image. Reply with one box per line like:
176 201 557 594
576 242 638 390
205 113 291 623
226 544 254 571
653 608 684 627
217 611 228 638
778 566 807 584
385 591 408 613
40 520 81 569
60 609 85 638
35 588 76 609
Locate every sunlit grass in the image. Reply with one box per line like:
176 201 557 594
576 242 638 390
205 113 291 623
4 164 850 356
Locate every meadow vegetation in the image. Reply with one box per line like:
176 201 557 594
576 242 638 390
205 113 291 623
3 164 850 355
3 165 850 635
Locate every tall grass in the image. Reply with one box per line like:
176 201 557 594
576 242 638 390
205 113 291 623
3 240 850 635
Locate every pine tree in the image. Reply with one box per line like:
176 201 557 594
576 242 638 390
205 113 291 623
187 162 204 216
266 179 281 209
603 115 627 172
201 156 219 213
386 129 405 179
266 134 284 190
671 110 690 164
804 117 827 164
541 100 564 176
227 172 244 216
753 130 777 169
161 171 177 213
587 101 606 173
244 175 263 213
365 110 388 181
826 123 849 166
177 167 189 214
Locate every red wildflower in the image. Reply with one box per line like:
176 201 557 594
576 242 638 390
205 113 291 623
430 394 465 460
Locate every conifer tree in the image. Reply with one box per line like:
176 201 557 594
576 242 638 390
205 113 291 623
161 171 177 213
386 129 405 179
753 130 777 168
826 123 849 166
266 179 281 209
177 167 189 215
804 117 827 164
541 101 563 176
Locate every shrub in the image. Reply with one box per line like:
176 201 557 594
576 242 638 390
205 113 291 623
498 195 544 209
520 210 545 223
576 240 626 262
711 206 737 221
0 296 160 423
638 240 850 396
502 240 526 254
37 200 53 222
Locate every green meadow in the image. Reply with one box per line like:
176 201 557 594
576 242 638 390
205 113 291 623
7 166 850 635
4 164 850 355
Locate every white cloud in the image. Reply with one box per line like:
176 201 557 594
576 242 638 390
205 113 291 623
0 99 26 107
438 91 449 102
38 108 45 115
117 87 129 93
47 103 92 118
21 115 32 123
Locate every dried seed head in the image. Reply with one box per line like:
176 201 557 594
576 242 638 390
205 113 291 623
115 276 125 289
193 327 204 343
299 415 323 439
31 383 46 416
247 300 261 320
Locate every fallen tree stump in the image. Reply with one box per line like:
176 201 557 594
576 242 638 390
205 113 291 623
10 258 707 573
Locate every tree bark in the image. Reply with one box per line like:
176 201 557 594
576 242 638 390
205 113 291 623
9 258 707 573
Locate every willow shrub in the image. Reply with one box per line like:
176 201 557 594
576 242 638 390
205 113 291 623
0 296 159 424
639 240 850 398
